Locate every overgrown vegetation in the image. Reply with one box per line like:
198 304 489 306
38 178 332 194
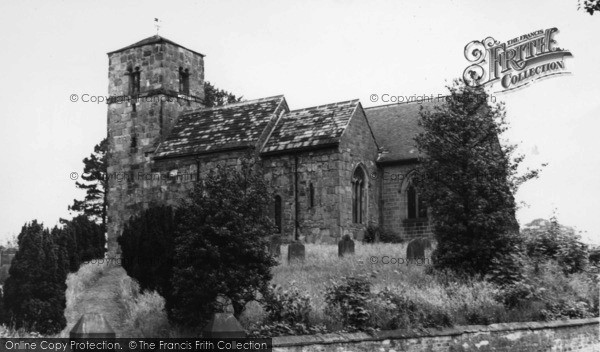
118 160 277 329
93 238 598 338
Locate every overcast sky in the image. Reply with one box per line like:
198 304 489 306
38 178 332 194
0 0 598 245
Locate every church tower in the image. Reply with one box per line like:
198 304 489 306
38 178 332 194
106 35 205 254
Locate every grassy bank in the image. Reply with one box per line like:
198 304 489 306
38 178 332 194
2 242 596 337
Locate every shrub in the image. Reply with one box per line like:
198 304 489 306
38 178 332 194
168 160 277 328
487 251 526 286
523 215 588 275
262 283 311 326
371 288 452 330
118 276 169 337
251 284 327 337
495 260 597 320
325 276 372 332
118 205 176 300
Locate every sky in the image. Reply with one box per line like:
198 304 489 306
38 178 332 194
0 0 598 245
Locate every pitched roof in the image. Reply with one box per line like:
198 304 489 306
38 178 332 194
154 96 285 159
261 100 359 154
365 100 439 162
107 35 205 57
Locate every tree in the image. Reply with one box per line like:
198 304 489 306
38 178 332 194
3 221 67 334
118 205 176 300
59 215 106 271
579 0 600 15
204 82 243 107
414 80 540 276
69 138 108 227
168 160 277 327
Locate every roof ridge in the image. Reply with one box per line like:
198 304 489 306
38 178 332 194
364 95 447 110
107 35 205 56
196 95 285 112
288 99 360 113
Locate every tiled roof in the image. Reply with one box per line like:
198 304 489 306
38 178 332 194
154 96 285 158
261 100 359 154
107 35 205 57
365 100 439 162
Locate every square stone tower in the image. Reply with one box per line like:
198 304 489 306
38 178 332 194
106 35 205 254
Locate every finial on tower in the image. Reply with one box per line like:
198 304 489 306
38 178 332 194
154 18 162 35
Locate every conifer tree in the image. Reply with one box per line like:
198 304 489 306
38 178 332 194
414 81 541 276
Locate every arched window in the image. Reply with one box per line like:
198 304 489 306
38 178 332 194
179 67 190 95
129 66 141 96
352 167 366 224
407 183 427 219
274 195 282 233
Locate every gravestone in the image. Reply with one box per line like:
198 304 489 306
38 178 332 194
338 235 355 257
406 237 432 260
268 235 281 258
201 313 246 338
70 313 115 338
287 241 305 263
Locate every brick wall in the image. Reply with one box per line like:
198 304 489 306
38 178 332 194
273 318 600 352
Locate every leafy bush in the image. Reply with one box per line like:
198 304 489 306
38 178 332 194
168 160 277 328
325 276 372 331
371 288 452 330
495 260 597 320
118 205 176 300
118 276 169 337
251 282 330 337
487 251 526 286
262 283 311 326
523 216 588 274
363 224 402 244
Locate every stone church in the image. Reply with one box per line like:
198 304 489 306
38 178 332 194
106 35 433 253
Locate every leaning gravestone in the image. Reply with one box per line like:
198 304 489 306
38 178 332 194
268 235 281 258
70 313 115 338
201 313 246 338
288 241 305 263
338 235 355 257
406 237 432 260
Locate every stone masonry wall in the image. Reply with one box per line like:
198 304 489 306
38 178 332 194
261 105 381 243
106 40 205 254
262 148 343 244
339 106 381 240
380 163 433 240
273 318 600 352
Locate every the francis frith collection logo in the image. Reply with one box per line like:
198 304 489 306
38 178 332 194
463 28 573 92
